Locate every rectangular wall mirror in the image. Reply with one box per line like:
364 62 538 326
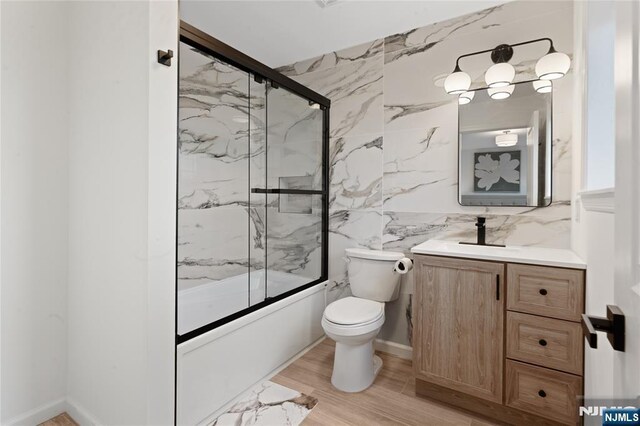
458 80 552 207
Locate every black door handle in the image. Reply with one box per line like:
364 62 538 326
582 305 625 352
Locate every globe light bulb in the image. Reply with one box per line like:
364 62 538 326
485 62 515 88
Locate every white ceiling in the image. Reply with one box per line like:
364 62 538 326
180 0 508 68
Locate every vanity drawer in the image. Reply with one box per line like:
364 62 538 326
507 312 583 375
506 360 582 425
507 264 584 321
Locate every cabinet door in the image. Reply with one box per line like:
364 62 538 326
413 255 505 403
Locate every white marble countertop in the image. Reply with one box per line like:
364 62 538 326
411 240 586 270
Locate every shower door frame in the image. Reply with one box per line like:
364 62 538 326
176 21 331 345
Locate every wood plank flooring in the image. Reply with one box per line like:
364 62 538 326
39 413 78 426
41 339 500 426
272 338 500 426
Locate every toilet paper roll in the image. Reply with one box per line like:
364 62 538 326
393 257 413 274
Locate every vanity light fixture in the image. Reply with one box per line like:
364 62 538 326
533 79 553 93
495 131 518 147
443 38 569 100
458 90 475 105
444 65 471 95
488 84 515 100
536 45 571 80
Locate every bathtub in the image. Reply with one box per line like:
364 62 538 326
177 275 326 425
178 269 313 336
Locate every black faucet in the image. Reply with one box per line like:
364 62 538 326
459 216 505 247
476 217 487 246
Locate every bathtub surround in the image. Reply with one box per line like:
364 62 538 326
279 0 574 346
211 381 318 426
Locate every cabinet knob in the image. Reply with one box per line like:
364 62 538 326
539 288 548 296
538 390 547 398
539 339 548 346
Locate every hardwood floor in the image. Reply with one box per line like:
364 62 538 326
272 338 500 426
39 413 78 426
40 339 499 426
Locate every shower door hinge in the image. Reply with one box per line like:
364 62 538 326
157 49 174 67
254 74 264 84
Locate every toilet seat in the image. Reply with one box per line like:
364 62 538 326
322 314 384 337
324 297 384 325
322 297 385 337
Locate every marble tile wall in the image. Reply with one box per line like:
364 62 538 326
277 0 575 346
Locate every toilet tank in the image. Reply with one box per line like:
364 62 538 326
345 248 405 302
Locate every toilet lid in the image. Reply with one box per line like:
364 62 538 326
324 297 384 325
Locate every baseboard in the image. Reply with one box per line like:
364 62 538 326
197 336 327 425
4 398 66 426
65 397 100 426
374 338 413 360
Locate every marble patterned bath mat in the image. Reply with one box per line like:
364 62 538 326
211 380 318 426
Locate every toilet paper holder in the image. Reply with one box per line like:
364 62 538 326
393 258 413 274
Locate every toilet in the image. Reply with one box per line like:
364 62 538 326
321 248 405 392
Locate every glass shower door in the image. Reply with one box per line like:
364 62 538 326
248 75 268 307
263 85 325 298
177 42 254 336
177 27 328 342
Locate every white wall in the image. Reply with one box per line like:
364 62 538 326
66 3 151 422
146 1 179 423
0 2 70 423
66 1 177 424
1 1 177 424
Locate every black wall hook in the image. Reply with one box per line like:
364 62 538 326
157 49 173 67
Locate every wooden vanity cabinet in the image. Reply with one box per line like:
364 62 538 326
413 255 585 426
413 255 505 403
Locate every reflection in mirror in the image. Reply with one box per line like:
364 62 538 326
458 80 552 207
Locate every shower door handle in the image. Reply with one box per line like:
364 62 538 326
251 188 323 195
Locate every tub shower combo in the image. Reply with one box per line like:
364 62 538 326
176 23 330 343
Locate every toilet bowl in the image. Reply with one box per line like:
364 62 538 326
322 248 404 393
